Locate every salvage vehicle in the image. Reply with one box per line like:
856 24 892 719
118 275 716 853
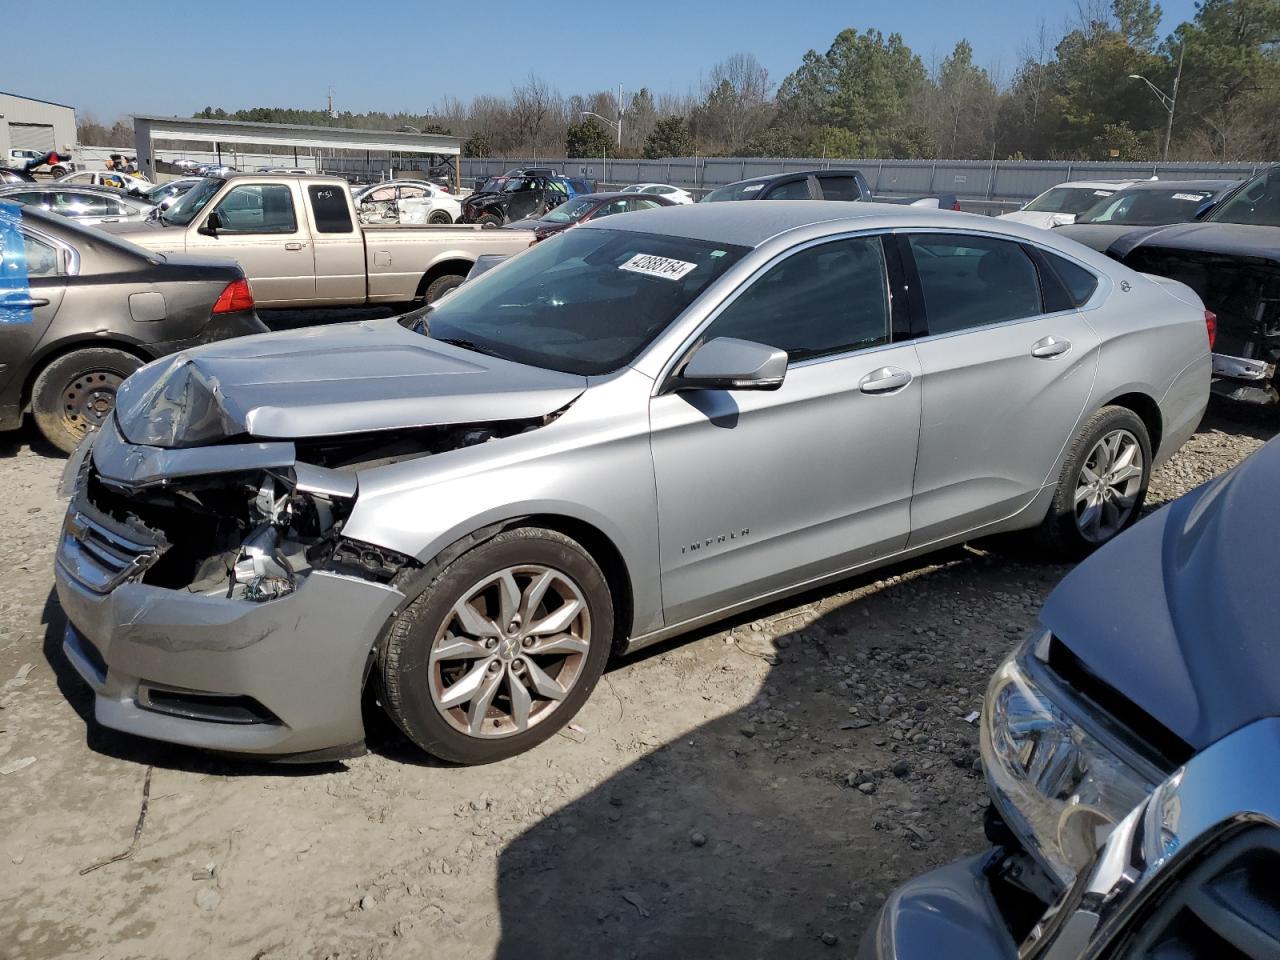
57 170 152 194
461 175 575 226
702 169 960 210
99 173 533 307
999 178 1147 230
0 183 154 227
620 183 695 204
0 167 36 186
501 191 674 242
353 180 461 225
54 202 1210 764
0 200 265 452
1053 178 1238 252
860 435 1280 960
7 148 76 178
1108 165 1280 407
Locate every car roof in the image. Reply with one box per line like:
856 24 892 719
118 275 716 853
720 169 859 189
580 199 1010 248
1048 179 1145 190
0 182 131 197
1108 179 1239 193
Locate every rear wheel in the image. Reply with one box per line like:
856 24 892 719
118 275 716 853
30 347 143 453
428 209 453 224
424 273 465 303
379 527 613 764
1036 405 1151 559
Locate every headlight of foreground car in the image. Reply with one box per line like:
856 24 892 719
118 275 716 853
981 635 1158 886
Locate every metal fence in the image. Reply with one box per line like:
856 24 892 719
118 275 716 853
457 156 1267 213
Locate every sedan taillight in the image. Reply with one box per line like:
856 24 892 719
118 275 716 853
1204 309 1217 349
213 278 255 314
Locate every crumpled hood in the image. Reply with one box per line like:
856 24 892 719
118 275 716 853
1107 221 1280 264
113 317 587 447
1040 437 1280 751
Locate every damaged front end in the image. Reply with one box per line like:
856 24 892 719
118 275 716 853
1123 244 1280 406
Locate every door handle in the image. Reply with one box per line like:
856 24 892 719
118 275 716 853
284 241 307 251
99 217 119 223
1031 336 1071 359
859 366 913 394
1 297 50 308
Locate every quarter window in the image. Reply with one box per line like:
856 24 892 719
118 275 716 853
702 236 891 362
213 184 297 234
1043 252 1099 307
909 234 1042 334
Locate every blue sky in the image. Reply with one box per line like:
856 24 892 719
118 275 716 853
8 0 1201 121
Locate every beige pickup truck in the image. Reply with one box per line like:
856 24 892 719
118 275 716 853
101 173 532 307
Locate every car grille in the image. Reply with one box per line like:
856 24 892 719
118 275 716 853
59 508 162 594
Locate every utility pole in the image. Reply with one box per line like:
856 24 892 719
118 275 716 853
1129 44 1184 162
617 82 624 150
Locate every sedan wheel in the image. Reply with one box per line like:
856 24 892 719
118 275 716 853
379 526 613 764
1073 429 1144 543
30 347 143 454
430 565 591 737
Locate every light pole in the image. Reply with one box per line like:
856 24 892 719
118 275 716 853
580 111 621 151
1129 44 1184 162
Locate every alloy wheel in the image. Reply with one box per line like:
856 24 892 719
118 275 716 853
1074 428 1144 543
429 565 592 738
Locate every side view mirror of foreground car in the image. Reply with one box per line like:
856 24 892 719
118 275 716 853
198 212 221 236
672 337 788 392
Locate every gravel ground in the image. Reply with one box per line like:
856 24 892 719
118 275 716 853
0 404 1271 960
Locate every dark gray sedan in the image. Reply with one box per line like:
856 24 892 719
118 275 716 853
1053 178 1238 252
0 200 266 452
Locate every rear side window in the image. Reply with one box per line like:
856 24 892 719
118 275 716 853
818 175 862 201
909 234 1042 334
308 185 353 234
763 178 812 200
1044 252 1099 306
702 236 890 361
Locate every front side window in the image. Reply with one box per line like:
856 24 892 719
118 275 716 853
1024 186 1116 214
213 184 297 234
50 191 109 217
763 178 812 200
1207 169 1280 226
701 236 890 362
418 227 749 376
909 234 1042 334
589 199 630 219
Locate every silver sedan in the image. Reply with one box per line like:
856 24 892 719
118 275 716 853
0 183 153 226
55 202 1211 764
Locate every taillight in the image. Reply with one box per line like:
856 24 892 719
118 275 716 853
1204 309 1217 349
212 278 254 314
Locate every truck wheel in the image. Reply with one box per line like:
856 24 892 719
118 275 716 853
1035 405 1151 559
50 165 68 178
424 274 465 303
378 526 613 764
31 347 143 454
477 214 502 228
428 209 453 225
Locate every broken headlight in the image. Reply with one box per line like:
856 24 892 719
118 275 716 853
981 634 1159 886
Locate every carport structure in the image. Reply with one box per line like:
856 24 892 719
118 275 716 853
132 115 463 189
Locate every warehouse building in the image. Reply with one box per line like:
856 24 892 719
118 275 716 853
0 91 77 163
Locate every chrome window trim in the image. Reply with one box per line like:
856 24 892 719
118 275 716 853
18 222 79 277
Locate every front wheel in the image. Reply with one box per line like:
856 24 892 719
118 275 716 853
30 347 143 454
476 213 502 228
1036 405 1152 559
378 527 613 764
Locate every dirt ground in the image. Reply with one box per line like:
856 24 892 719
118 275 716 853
0 405 1271 960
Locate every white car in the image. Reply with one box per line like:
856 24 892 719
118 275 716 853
7 148 75 176
58 170 152 193
621 182 695 205
354 180 462 224
999 179 1149 230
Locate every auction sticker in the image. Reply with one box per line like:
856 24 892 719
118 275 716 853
620 253 698 281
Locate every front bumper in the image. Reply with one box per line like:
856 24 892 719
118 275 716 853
55 544 403 758
858 852 1019 960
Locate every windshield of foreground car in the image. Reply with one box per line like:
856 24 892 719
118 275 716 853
1206 169 1280 226
159 177 222 225
1024 186 1118 214
1075 188 1216 225
541 198 597 224
417 228 749 376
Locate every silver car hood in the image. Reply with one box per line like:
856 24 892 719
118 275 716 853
113 317 587 447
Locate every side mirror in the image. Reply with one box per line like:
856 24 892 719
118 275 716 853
198 211 221 236
671 337 788 392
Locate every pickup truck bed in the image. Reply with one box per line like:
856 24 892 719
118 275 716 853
100 174 533 309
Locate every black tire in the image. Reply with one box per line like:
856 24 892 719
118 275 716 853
31 347 143 454
428 209 453 224
477 213 502 228
424 273 465 303
379 527 613 764
1036 405 1152 560
50 165 68 178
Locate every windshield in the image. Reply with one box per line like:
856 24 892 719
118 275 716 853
160 177 222 225
416 228 749 376
1207 169 1280 226
1024 186 1117 214
541 198 597 224
1075 188 1216 226
702 181 769 202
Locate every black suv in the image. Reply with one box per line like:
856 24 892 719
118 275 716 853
701 169 873 202
461 175 573 225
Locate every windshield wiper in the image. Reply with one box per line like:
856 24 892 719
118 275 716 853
434 336 508 361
